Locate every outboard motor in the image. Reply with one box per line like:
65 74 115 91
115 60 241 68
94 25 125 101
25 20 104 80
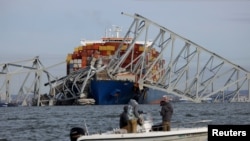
152 123 163 131
70 127 85 141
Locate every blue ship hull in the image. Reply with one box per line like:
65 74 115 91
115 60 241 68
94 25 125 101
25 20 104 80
90 80 136 105
89 80 168 105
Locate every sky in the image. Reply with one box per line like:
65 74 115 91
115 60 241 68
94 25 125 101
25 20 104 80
0 0 250 94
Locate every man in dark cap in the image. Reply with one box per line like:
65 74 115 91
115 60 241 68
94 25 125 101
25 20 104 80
160 95 173 131
120 105 129 131
70 127 85 141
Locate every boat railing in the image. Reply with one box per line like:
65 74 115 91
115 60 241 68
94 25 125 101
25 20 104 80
151 120 211 131
172 120 212 129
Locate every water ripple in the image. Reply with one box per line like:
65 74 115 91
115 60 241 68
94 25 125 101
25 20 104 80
0 103 249 141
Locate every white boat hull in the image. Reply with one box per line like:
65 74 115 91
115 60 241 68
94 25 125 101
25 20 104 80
77 127 207 141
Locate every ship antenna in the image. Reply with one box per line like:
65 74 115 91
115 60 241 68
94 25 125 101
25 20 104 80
105 27 111 37
112 25 122 38
105 28 108 37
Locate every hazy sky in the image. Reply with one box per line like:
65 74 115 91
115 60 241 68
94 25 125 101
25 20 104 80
1 0 250 75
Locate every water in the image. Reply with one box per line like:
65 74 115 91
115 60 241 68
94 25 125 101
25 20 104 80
0 102 250 141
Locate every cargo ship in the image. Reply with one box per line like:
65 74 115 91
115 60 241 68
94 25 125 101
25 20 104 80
63 26 166 105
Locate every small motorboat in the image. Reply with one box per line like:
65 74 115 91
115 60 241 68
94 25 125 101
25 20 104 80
0 102 8 107
70 113 208 141
0 102 19 107
76 127 207 141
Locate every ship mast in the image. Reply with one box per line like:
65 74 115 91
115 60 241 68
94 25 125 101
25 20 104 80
112 25 122 38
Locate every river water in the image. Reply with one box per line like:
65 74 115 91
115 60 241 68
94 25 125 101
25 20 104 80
0 102 250 141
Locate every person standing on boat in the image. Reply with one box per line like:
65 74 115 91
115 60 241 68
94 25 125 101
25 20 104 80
127 98 140 133
160 95 173 131
119 105 129 131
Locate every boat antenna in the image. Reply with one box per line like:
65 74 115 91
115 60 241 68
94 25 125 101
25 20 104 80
83 119 89 135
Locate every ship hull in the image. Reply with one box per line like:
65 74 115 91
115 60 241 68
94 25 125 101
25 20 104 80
89 80 167 105
90 80 136 105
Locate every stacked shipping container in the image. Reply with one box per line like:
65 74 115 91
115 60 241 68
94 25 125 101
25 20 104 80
66 37 162 83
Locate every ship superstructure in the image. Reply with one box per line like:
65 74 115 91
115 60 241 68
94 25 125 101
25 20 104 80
66 26 157 77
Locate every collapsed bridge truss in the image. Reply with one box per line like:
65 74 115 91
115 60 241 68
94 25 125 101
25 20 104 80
0 56 64 106
1 13 250 106
107 12 250 103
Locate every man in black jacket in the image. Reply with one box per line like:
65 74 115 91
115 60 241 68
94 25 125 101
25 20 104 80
160 96 173 131
120 105 129 131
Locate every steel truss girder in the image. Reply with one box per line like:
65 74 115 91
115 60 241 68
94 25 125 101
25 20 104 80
0 56 62 106
48 65 106 102
108 12 250 103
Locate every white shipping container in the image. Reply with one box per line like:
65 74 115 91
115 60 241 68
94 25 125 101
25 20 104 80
77 59 82 64
116 73 136 82
73 59 78 64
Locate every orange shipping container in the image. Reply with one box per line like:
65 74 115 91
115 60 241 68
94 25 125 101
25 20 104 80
81 51 88 57
106 51 112 55
93 44 100 50
100 51 107 56
99 46 107 51
107 45 115 51
66 54 72 62
81 60 87 68
121 45 127 50
93 53 100 58
82 56 87 61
